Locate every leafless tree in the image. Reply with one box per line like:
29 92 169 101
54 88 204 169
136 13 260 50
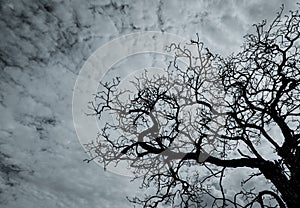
85 5 300 208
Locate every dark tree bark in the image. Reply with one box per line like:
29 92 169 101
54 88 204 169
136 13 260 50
85 4 300 208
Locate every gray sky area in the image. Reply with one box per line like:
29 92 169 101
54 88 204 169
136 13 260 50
0 0 298 207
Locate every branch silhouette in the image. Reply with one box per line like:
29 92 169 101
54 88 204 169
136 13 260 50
85 4 300 208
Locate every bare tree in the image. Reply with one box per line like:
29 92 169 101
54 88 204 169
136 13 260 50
85 5 300 208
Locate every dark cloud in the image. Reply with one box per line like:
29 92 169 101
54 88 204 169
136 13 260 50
0 0 298 207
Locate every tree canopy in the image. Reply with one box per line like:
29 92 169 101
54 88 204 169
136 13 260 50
85 5 300 208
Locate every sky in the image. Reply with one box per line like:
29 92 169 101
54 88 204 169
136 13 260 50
0 0 298 207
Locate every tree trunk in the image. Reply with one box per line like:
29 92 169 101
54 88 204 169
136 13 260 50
260 161 300 207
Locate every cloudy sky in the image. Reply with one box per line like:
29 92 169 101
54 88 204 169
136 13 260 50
0 0 298 207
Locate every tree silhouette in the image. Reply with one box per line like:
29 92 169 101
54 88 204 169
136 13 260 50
85 5 300 208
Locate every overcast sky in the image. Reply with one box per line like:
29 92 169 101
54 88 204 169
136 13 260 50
0 0 298 207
